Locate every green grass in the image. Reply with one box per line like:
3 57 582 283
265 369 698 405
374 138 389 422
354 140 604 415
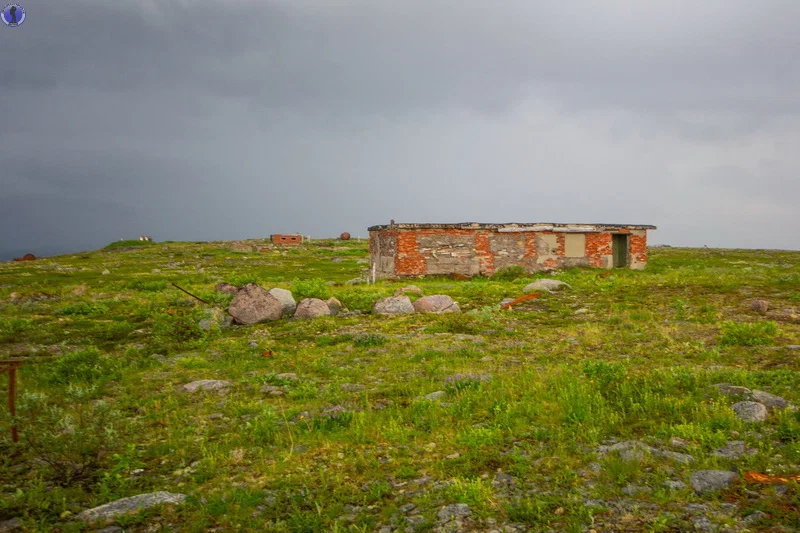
0 240 799 531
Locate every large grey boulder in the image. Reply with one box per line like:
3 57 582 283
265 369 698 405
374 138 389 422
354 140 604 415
523 279 572 293
76 492 186 522
732 401 768 422
712 383 752 397
373 296 415 316
413 295 460 314
294 298 331 319
267 288 296 317
690 470 738 494
228 283 282 324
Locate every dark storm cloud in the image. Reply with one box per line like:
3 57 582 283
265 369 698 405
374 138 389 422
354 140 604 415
1 0 800 259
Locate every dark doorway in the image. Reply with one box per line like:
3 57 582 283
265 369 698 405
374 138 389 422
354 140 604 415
612 234 629 268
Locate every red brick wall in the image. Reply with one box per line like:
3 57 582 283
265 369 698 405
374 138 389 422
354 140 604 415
271 234 303 245
585 233 612 268
373 228 647 277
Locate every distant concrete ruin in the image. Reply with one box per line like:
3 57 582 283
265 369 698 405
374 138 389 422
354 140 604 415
270 234 303 245
138 236 153 242
368 222 657 279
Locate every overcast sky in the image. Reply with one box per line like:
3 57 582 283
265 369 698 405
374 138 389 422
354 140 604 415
2 1 799 259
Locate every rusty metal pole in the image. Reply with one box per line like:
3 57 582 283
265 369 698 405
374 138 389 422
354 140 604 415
8 364 18 442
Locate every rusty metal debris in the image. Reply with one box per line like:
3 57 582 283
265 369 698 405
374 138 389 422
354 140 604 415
1 360 23 442
500 293 540 310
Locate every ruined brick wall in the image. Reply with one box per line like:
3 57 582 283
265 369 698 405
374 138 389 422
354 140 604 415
370 228 649 278
271 234 303 245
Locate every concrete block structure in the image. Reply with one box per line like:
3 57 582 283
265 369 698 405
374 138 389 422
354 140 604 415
368 222 657 279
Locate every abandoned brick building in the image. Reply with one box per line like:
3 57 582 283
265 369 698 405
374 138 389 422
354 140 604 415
270 234 304 245
368 222 657 279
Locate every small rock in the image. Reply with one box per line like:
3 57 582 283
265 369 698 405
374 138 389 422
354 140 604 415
713 384 752 396
712 441 748 460
422 391 446 401
340 383 365 392
740 511 766 525
480 356 495 362
76 492 186 521
750 390 792 411
523 279 571 293
574 308 589 315
499 298 515 307
692 515 715 532
399 503 416 513
750 299 770 314
664 480 687 490
690 470 738 494
276 373 298 381
96 527 124 533
71 284 87 296
622 484 652 496
732 401 768 422
207 413 224 420
0 518 22 532
437 503 472 523
294 298 331 319
394 285 423 296
215 282 239 295
373 296 415 316
267 288 297 317
326 297 343 316
183 380 232 393
102 269 110 275
670 437 691 450
413 295 460 314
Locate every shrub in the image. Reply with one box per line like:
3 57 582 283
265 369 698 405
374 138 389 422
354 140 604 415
492 265 529 281
291 278 330 300
353 333 388 347
43 347 118 385
719 321 778 346
0 317 33 342
14 392 122 486
152 309 209 351
55 301 109 316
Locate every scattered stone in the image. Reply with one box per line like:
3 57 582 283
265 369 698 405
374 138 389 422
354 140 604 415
95 527 124 533
599 441 694 464
621 484 652 496
663 480 687 490
750 299 770 314
740 511 766 526
151 269 161 274
373 296 415 316
413 295 460 314
102 269 110 275
690 470 738 494
199 307 233 331
399 503 416 514
692 515 715 532
207 413 224 420
330 257 344 263
480 356 495 362
445 373 492 385
0 518 22 532
276 373 298 381
71 284 87 296
750 390 792 411
294 298 331 319
321 405 348 419
499 298 515 307
215 282 239 295
437 503 472 523
340 383 365 392
267 288 296 317
732 401 768 422
422 391 446 401
183 380 232 393
523 279 572 293
574 308 589 315
228 283 283 324
712 441 749 460
395 285 423 296
670 437 691 450
326 297 343 316
76 492 186 522
713 383 752 396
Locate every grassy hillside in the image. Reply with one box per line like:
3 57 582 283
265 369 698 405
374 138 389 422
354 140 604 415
0 240 799 532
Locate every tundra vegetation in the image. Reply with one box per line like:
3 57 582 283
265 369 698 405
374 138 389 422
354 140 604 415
0 240 799 532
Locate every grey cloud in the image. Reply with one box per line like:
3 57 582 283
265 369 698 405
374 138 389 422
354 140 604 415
1 0 799 259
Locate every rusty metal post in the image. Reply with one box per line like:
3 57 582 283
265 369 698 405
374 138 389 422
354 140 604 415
8 365 17 442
